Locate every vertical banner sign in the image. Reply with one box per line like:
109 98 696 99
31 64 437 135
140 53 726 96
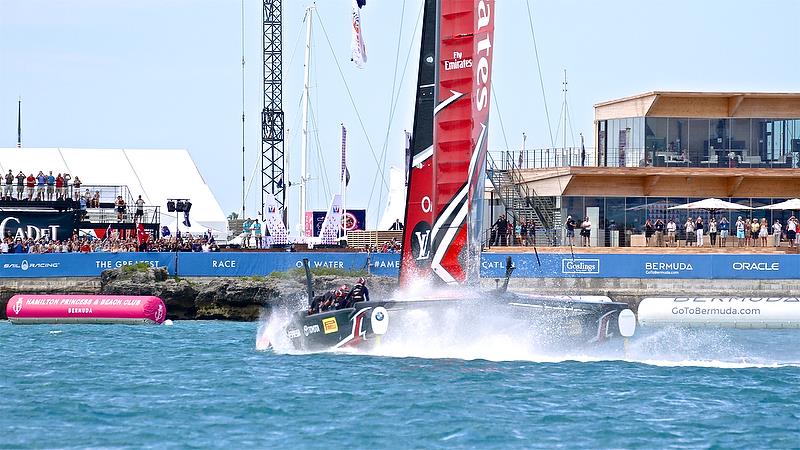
350 0 367 68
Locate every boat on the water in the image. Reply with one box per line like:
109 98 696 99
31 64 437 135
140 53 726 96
283 0 635 352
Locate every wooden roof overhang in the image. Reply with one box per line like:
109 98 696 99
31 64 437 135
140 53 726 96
595 91 800 121
519 167 800 198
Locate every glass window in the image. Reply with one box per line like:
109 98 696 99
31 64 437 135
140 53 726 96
667 118 689 166
625 197 646 235
687 119 710 166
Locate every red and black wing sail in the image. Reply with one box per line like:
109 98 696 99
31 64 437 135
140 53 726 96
400 0 495 287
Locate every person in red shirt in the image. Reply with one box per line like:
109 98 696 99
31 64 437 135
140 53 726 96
25 173 35 200
55 174 64 200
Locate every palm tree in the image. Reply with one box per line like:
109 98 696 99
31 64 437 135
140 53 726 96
227 212 239 220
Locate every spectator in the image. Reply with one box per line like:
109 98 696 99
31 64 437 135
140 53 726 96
759 218 769 247
253 219 263 248
654 218 664 247
719 216 730 247
666 218 676 247
708 217 718 247
735 216 746 247
63 173 71 199
644 218 654 246
46 171 55 201
493 215 508 246
35 171 45 200
16 171 25 200
134 195 145 223
55 173 64 200
772 219 782 247
26 173 36 200
242 218 252 248
4 170 14 200
695 216 704 247
115 195 126 222
564 215 576 246
684 218 695 247
581 217 592 247
389 219 404 231
73 177 82 199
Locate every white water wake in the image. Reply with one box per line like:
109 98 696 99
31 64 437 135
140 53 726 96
256 289 800 368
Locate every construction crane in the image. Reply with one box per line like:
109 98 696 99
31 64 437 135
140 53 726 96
262 0 285 222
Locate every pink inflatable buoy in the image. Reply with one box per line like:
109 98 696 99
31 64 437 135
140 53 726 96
6 294 167 325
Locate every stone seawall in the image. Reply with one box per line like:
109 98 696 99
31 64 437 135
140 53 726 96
3 271 799 320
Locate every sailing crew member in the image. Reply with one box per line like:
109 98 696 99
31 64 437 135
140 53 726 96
344 277 369 308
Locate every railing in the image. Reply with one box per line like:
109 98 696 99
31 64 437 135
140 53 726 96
491 147 595 169
490 147 800 169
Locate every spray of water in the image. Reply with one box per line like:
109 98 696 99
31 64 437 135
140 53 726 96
256 285 800 368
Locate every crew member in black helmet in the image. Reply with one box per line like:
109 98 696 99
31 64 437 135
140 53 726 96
344 277 370 308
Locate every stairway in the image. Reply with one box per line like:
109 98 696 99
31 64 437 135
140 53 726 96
486 152 559 247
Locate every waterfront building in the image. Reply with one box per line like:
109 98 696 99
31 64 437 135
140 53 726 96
492 92 800 246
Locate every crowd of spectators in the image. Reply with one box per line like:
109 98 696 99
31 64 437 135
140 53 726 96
642 215 800 248
1 169 87 202
362 238 401 253
1 231 220 254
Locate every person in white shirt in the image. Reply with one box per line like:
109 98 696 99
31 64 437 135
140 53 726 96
0 240 8 253
666 219 677 247
772 219 782 247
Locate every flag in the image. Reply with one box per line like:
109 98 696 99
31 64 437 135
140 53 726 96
341 124 350 186
356 0 366 7
137 223 149 245
350 0 367 68
105 224 112 241
580 133 586 166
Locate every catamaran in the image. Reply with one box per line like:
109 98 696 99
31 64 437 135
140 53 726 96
283 0 635 352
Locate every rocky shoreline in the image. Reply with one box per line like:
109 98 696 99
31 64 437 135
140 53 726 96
0 267 399 321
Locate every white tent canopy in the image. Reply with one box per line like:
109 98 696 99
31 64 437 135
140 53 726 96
377 166 405 230
0 148 228 238
668 198 752 211
757 198 800 210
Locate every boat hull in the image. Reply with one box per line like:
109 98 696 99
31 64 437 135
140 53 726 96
284 304 388 352
283 293 631 352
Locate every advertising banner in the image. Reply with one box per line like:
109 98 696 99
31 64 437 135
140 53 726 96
1 251 798 280
0 210 79 241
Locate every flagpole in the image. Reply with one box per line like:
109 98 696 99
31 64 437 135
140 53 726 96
341 123 347 244
17 97 22 148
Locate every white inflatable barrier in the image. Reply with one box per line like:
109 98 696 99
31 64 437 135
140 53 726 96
637 297 800 329
6 294 166 325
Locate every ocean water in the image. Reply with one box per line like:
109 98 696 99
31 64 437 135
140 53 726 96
3 318 800 449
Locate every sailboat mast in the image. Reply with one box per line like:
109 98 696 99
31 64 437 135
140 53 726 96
562 69 567 163
299 5 314 236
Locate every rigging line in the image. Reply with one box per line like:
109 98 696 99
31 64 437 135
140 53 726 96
367 0 423 211
491 81 511 152
525 0 555 148
375 0 407 218
315 10 389 191
308 104 332 204
286 15 306 71
566 101 576 148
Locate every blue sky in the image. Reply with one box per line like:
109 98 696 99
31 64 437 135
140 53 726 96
1 0 798 229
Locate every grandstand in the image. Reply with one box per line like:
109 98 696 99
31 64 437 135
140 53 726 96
0 148 228 240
